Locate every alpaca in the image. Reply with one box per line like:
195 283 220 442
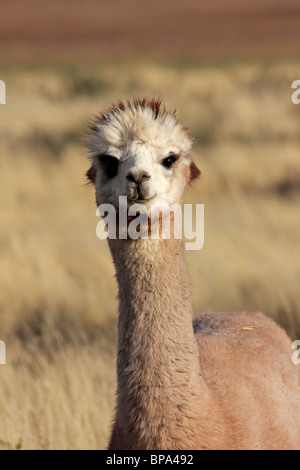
86 98 300 450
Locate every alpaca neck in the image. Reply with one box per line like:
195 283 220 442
108 236 209 449
110 237 197 384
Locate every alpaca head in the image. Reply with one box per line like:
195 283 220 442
87 99 200 212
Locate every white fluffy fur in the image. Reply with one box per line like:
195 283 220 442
88 101 193 210
88 104 192 158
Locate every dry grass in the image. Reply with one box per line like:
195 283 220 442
0 60 300 449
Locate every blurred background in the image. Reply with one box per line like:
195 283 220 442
0 0 300 450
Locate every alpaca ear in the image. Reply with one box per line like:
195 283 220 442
189 160 201 183
86 165 97 184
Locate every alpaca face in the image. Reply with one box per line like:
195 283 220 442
87 99 200 212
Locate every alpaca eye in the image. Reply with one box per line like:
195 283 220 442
98 154 119 179
162 155 178 169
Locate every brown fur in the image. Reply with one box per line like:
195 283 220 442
189 160 201 182
106 236 300 450
86 165 96 184
86 98 300 450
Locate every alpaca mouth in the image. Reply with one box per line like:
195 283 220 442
128 194 157 205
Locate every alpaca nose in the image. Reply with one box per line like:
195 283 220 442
126 171 151 186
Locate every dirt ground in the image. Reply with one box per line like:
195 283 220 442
1 0 300 62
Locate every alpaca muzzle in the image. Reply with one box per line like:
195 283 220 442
126 171 152 201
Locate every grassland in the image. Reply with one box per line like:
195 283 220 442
0 60 300 449
1 0 300 62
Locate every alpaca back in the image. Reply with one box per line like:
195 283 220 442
193 311 300 450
